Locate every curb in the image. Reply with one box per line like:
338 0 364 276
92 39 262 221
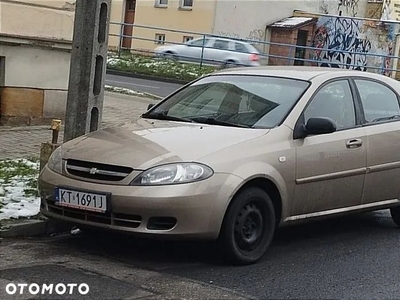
106 68 190 85
0 216 71 238
104 88 163 101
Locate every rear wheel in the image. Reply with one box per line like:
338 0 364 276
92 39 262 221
390 206 400 227
219 187 276 265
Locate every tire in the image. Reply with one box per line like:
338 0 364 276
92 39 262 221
219 187 276 265
390 206 400 227
222 60 237 69
164 51 178 61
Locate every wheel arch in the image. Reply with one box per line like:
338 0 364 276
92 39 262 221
217 175 284 239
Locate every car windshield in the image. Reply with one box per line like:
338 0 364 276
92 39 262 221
143 75 310 128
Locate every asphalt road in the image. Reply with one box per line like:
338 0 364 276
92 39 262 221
1 209 399 299
105 74 183 98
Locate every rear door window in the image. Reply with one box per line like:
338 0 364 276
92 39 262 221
212 39 230 50
235 43 249 53
354 79 400 123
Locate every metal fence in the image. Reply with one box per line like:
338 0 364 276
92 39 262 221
108 21 400 78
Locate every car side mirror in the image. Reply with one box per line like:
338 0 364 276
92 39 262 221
304 117 337 136
294 117 337 139
147 103 155 110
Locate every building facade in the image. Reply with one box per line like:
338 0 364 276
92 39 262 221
0 34 72 125
126 0 217 53
0 0 383 53
211 0 369 47
0 0 125 49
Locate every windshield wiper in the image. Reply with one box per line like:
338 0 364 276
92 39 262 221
372 114 400 122
190 116 251 128
142 112 193 123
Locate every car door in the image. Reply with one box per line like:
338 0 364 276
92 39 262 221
234 42 250 66
204 39 231 64
291 79 367 216
352 78 400 205
180 38 210 63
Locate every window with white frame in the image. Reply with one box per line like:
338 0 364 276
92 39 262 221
155 0 168 7
155 33 166 44
180 0 193 8
183 36 193 43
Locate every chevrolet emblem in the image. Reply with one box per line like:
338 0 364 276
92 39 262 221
89 168 98 175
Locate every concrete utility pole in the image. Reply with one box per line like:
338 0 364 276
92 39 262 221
64 0 112 142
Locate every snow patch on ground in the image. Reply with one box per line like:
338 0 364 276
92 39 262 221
106 55 211 80
0 159 40 220
105 85 145 96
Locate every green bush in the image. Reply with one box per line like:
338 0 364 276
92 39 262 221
107 53 216 81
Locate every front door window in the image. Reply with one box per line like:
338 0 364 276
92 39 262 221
304 80 356 130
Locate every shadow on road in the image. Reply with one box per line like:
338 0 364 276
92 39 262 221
41 209 398 269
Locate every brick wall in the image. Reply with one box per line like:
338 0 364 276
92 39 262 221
268 30 297 66
268 23 316 66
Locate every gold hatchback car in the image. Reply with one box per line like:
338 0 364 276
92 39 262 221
39 66 400 265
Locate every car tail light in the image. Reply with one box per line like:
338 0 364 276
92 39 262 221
249 53 259 61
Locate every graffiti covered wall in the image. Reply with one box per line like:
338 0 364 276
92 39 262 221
337 0 360 17
212 0 368 50
312 16 400 75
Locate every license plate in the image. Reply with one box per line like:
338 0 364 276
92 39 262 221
54 188 108 213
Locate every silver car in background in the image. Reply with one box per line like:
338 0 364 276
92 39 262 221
154 37 261 67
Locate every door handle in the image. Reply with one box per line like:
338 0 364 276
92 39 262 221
346 139 363 148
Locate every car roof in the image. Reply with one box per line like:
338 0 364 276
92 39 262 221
211 66 381 81
203 36 252 45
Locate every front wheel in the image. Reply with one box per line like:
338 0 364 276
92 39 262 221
219 187 276 265
163 51 178 61
390 206 400 227
221 60 237 69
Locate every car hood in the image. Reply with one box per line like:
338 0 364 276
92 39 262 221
62 118 269 170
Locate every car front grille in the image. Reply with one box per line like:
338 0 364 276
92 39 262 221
66 159 133 182
47 202 142 228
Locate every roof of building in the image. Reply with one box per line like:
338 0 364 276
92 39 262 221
267 16 317 30
0 33 72 51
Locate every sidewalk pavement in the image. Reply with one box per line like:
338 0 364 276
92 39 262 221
0 92 158 160
0 92 254 300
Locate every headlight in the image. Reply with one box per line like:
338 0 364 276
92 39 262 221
131 163 213 186
47 146 62 174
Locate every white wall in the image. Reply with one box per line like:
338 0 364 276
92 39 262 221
212 0 368 43
0 44 71 90
0 0 125 49
0 1 74 40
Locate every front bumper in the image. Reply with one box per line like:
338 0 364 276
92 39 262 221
39 166 242 240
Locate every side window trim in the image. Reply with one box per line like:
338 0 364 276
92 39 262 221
350 77 400 126
348 78 364 126
294 78 361 138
